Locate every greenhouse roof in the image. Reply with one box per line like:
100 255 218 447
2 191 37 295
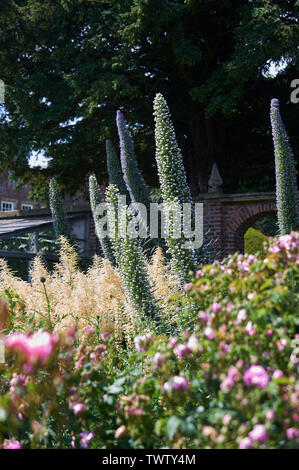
0 211 88 238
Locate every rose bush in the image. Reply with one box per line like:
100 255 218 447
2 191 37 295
0 233 298 449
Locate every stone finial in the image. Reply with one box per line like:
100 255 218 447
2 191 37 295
208 163 223 193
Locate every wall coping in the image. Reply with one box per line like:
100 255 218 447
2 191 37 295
195 191 277 204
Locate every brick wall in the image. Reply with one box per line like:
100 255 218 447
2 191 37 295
0 173 39 211
196 192 299 259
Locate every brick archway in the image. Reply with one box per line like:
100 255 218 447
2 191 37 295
196 192 298 259
228 205 277 255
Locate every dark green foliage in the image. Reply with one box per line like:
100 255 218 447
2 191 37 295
0 1 298 196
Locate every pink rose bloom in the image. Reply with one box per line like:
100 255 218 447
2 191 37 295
184 283 191 292
286 428 299 440
220 341 230 353
101 332 110 341
79 431 94 449
169 337 177 347
204 327 215 340
164 376 189 392
220 377 234 392
266 410 275 420
272 369 284 380
152 353 165 369
174 344 191 360
163 381 172 392
237 309 247 323
276 339 288 351
290 353 298 364
3 440 21 449
134 333 151 352
198 311 210 323
239 437 252 449
187 335 198 352
228 366 239 381
247 254 256 265
5 331 58 366
196 270 202 278
248 291 257 300
172 376 189 391
212 302 221 313
71 403 85 415
248 424 268 443
85 326 94 335
243 365 269 389
115 425 127 439
222 413 232 425
245 321 256 336
226 302 233 313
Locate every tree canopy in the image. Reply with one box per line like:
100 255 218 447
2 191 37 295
0 0 298 198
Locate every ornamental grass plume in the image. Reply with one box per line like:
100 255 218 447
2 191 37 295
147 247 179 311
0 240 138 346
270 98 298 234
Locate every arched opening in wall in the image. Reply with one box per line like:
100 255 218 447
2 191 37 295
235 210 277 256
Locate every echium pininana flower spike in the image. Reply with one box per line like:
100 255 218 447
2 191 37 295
106 184 162 324
153 93 192 205
270 98 298 234
116 110 151 210
49 178 71 240
105 184 122 265
106 139 130 203
89 175 116 266
153 94 197 284
164 197 197 287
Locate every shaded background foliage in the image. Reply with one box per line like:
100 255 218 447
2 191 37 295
0 0 298 199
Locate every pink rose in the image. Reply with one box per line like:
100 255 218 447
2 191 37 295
239 437 252 449
243 365 269 389
204 327 215 340
248 424 268 443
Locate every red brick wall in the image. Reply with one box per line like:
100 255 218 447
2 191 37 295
0 173 38 211
196 193 285 259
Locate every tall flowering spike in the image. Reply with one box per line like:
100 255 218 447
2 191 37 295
153 94 197 284
49 178 71 240
116 110 151 209
153 93 192 205
270 98 298 234
105 184 122 264
106 139 130 203
89 175 116 266
164 197 197 287
106 184 162 324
